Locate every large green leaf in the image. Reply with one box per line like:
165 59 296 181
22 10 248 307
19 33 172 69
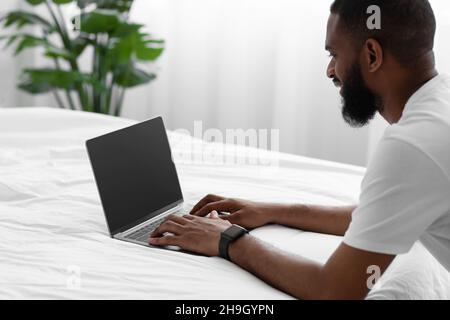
77 0 134 13
26 0 74 4
110 22 143 38
25 0 46 5
0 11 53 31
107 33 134 65
3 34 74 60
44 46 75 60
136 35 165 61
13 35 48 55
76 0 93 8
19 69 76 93
115 65 156 88
19 68 106 93
0 34 22 49
107 32 165 67
77 10 120 34
52 0 74 4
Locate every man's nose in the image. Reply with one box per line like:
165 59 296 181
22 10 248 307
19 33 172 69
326 60 335 79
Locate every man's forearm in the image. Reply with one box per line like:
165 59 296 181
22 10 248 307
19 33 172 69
228 234 325 299
227 232 393 300
272 204 356 236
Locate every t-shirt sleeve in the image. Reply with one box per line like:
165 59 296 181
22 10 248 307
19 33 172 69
343 137 450 255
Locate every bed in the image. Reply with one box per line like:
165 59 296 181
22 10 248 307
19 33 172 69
1 107 449 300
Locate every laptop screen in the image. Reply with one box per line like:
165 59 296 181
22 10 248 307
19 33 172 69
86 117 183 236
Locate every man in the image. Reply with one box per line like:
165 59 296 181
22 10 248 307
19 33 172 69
149 0 450 299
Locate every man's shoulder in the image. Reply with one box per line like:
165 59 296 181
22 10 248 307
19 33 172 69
370 129 450 188
382 90 450 175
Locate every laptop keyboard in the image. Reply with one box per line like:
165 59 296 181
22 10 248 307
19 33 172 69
124 218 166 243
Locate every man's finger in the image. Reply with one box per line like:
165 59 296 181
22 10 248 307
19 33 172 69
220 211 243 225
192 200 233 217
148 235 180 247
189 194 225 215
209 210 219 219
151 220 185 237
165 214 189 225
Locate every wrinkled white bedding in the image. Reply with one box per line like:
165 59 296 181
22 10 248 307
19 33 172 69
0 107 449 300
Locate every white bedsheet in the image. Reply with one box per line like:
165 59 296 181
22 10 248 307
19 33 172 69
0 107 449 300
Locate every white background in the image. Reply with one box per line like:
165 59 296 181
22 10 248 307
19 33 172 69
1 0 450 166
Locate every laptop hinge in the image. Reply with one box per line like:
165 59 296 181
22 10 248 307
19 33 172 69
115 203 183 238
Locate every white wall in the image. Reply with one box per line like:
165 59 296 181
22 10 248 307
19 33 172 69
0 0 56 108
0 0 20 108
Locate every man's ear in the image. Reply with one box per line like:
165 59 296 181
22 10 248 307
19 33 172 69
363 39 383 72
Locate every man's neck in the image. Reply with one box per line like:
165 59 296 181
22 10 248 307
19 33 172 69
380 59 438 124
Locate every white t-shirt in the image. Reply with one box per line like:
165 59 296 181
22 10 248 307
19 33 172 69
343 73 450 272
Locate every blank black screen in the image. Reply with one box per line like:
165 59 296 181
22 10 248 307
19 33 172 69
86 117 183 235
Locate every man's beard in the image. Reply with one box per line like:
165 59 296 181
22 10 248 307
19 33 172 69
336 62 383 128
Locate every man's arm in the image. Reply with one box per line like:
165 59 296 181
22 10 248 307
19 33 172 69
149 213 394 300
190 194 356 236
276 204 356 236
228 235 394 299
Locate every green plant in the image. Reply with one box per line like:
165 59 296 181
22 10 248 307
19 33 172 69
0 0 165 116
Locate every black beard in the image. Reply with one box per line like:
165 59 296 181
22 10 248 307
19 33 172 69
339 63 382 128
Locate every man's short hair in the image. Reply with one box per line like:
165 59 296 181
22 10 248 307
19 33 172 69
330 0 436 67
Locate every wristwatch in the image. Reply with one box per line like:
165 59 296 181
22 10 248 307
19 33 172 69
219 224 248 261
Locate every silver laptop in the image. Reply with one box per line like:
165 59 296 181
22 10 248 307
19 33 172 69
86 116 184 248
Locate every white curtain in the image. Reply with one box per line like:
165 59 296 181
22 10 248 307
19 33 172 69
122 0 450 166
3 0 450 166
122 0 374 166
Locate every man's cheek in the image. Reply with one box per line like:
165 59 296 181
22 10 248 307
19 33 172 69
334 64 343 85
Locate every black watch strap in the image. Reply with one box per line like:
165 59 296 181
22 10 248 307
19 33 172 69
219 224 248 261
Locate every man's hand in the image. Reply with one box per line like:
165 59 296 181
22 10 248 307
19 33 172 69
190 194 290 229
148 212 232 256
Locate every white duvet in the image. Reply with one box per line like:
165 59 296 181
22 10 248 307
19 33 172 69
0 107 449 300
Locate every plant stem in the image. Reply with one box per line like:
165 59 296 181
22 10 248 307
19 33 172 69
56 5 69 37
65 91 76 110
114 63 132 117
93 34 100 113
52 57 76 110
43 24 75 110
93 34 111 114
51 90 65 109
106 75 116 115
115 87 126 117
56 5 81 110
99 34 110 114
45 0 90 111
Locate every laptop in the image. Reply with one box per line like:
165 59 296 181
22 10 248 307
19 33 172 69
86 116 184 249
